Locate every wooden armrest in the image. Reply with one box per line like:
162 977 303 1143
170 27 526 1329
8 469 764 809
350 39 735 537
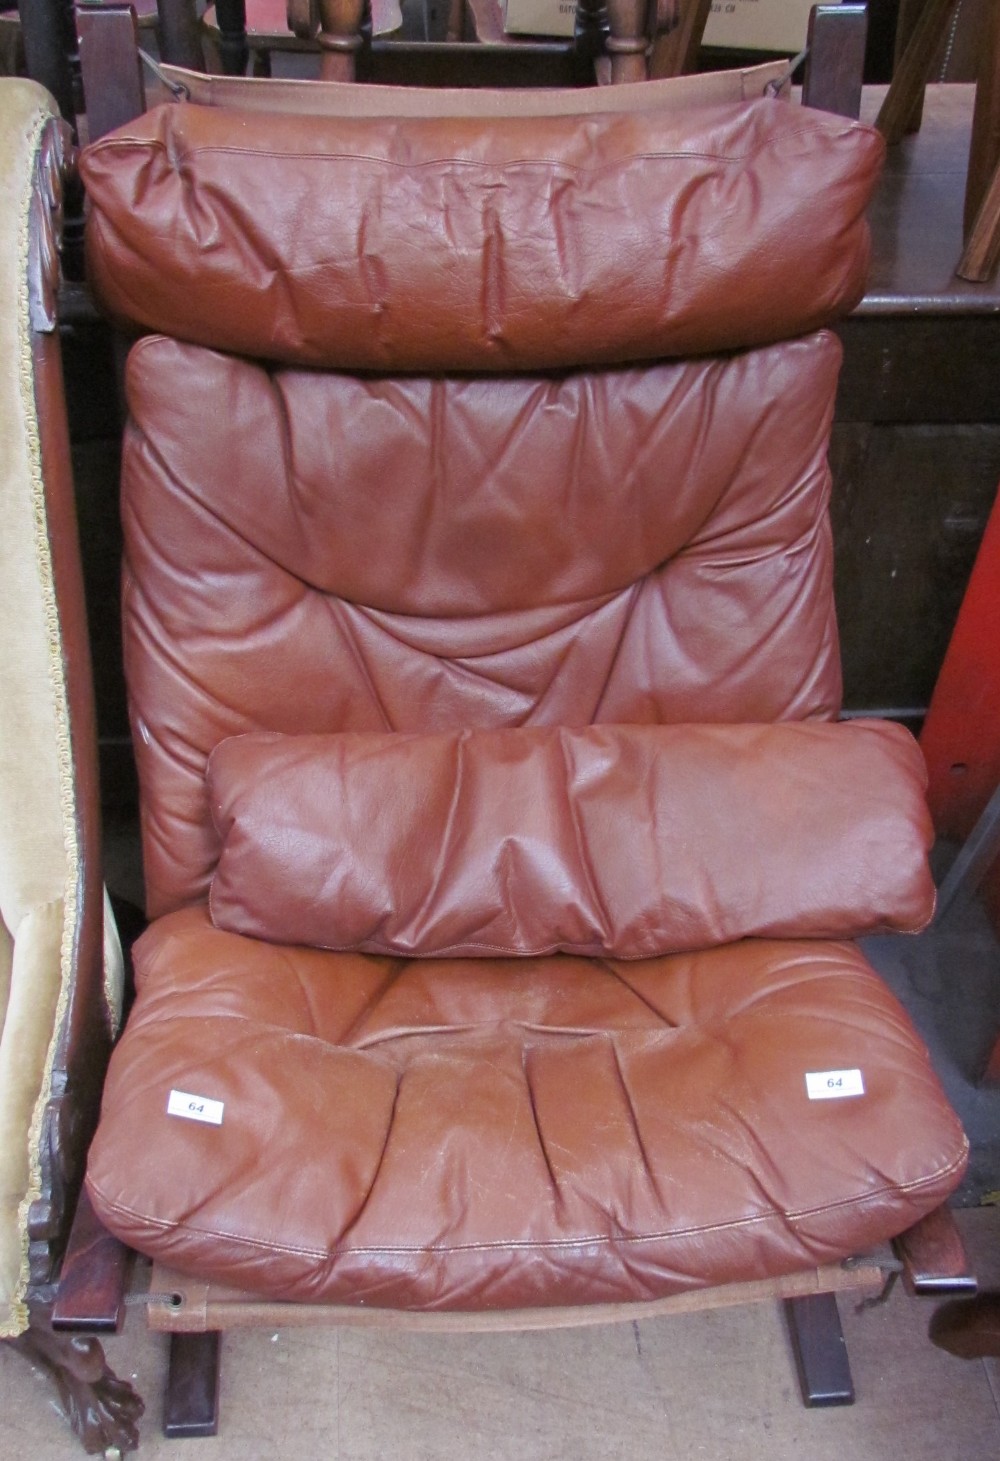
51 1187 132 1333
893 1205 978 1298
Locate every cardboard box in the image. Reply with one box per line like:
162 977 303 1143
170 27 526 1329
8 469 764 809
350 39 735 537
502 0 577 38
703 0 816 53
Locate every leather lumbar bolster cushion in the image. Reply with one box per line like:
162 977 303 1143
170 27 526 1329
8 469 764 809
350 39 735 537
208 720 935 959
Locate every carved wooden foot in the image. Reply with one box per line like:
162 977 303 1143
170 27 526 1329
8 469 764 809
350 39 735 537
7 1309 144 1455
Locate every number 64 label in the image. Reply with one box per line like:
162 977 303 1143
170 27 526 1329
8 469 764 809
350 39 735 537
167 1088 225 1125
805 1069 865 1101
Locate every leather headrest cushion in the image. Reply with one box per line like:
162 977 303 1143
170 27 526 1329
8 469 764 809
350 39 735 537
207 721 934 960
80 98 884 371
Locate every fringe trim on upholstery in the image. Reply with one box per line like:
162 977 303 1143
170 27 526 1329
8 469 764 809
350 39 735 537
0 1304 26 1339
4 106 80 1339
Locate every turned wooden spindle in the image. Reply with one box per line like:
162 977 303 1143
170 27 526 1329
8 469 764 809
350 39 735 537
214 0 250 74
316 0 365 79
604 0 649 84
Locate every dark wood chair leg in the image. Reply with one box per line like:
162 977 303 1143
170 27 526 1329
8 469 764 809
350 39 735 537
784 1292 855 1407
164 1331 222 1439
6 1304 144 1453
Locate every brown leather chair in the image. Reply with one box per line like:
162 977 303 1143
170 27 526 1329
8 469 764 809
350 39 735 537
72 76 969 1433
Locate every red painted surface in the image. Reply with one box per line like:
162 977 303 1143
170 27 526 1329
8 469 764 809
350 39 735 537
920 482 1000 1079
921 484 1000 844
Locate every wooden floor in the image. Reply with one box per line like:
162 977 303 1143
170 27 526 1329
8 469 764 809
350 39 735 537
1 1206 998 1458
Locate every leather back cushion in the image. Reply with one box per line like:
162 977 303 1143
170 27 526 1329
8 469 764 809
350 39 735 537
79 98 883 371
123 331 843 917
208 722 935 958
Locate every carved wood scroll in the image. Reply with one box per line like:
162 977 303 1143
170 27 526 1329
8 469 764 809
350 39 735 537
27 115 71 334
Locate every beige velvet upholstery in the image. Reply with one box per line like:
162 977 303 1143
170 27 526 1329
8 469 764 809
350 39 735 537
0 82 68 942
0 902 65 1328
0 78 122 1336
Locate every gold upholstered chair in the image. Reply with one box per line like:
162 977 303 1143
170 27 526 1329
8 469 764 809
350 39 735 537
0 77 141 1455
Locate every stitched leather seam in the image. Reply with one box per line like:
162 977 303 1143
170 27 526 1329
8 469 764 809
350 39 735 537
86 124 880 172
89 1144 968 1263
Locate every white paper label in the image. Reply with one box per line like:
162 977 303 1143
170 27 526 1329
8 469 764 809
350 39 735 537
167 1089 224 1125
805 1069 865 1101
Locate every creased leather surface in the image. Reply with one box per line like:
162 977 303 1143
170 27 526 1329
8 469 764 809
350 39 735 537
86 906 967 1309
208 722 935 959
122 332 843 918
79 98 883 371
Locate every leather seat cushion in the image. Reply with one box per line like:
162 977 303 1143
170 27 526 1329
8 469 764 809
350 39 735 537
208 720 936 958
79 96 883 371
85 905 967 1310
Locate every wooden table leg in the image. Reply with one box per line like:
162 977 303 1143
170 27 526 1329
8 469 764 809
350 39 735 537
649 0 710 80
876 0 962 144
893 0 935 133
965 0 1000 235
